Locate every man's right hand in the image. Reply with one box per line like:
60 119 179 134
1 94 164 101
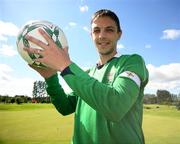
29 64 57 79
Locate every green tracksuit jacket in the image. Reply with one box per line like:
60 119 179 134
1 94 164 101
45 54 149 144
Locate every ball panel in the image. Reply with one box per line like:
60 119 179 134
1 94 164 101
58 29 68 48
17 39 34 65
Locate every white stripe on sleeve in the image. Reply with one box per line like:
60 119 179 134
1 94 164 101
118 71 141 87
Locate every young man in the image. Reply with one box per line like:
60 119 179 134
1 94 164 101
25 9 149 144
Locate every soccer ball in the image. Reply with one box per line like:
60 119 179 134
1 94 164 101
16 20 68 68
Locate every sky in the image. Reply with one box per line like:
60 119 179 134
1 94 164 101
0 0 180 97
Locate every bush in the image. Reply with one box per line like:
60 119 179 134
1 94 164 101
176 101 180 110
144 106 152 109
15 97 23 104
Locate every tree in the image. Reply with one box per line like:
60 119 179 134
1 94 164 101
178 93 180 100
0 95 11 103
171 94 178 104
143 94 157 104
15 97 23 104
10 97 15 103
32 81 49 103
176 101 180 110
156 90 172 105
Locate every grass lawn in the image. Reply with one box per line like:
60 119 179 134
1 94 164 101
143 105 180 144
0 104 180 144
0 104 73 144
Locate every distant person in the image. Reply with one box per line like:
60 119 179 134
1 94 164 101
25 9 149 144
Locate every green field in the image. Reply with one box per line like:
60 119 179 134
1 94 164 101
0 104 180 144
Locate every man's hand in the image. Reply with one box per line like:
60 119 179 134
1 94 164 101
28 64 57 79
24 28 72 72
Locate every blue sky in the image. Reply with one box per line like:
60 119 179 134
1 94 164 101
0 0 180 96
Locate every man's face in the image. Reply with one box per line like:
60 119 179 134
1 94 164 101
91 16 121 56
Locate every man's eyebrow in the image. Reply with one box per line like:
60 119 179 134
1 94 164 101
106 26 116 29
92 26 115 29
92 26 100 29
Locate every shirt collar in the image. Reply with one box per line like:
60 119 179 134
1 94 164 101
96 53 121 69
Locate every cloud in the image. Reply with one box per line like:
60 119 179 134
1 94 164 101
161 29 180 40
83 26 90 33
0 44 18 56
0 63 72 96
64 22 77 30
0 64 13 81
79 5 88 12
58 76 72 93
117 44 125 49
0 35 8 42
0 21 19 41
0 63 35 96
146 63 180 94
69 22 77 27
0 77 35 96
145 44 152 49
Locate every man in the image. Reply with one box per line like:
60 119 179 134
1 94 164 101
25 9 149 144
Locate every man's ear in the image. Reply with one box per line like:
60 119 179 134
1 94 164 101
90 31 94 41
90 32 92 37
90 31 93 38
118 31 122 40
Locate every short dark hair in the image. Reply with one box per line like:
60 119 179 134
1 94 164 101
91 9 122 32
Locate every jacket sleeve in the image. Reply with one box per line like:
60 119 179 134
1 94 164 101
62 54 148 122
45 73 78 115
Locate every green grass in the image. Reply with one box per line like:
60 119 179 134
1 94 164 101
0 103 53 111
0 104 180 144
143 104 180 144
0 104 73 144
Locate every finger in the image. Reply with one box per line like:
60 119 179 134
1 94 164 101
38 28 56 47
23 47 35 53
24 47 43 55
28 64 41 70
25 34 48 50
34 57 44 63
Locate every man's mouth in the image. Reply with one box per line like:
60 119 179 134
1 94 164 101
97 41 110 46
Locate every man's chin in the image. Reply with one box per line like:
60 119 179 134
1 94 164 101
99 51 114 56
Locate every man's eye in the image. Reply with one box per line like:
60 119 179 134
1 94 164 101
93 29 100 33
106 29 114 32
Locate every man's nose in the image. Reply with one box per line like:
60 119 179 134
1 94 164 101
99 30 106 38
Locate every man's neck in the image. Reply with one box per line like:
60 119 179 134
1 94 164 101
99 51 117 65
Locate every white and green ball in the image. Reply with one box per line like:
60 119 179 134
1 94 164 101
16 20 68 68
